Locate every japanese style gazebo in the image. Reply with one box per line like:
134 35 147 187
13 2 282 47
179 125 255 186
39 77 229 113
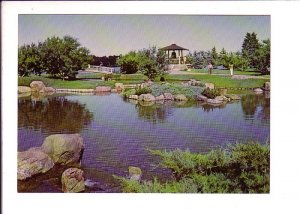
159 43 189 65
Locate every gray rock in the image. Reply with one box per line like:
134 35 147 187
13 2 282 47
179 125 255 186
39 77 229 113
18 147 54 180
18 86 32 94
264 82 270 91
128 166 142 181
61 168 85 193
207 99 223 105
41 134 84 166
225 94 241 100
254 88 264 94
196 95 208 102
174 94 188 101
205 83 214 90
155 95 165 101
129 95 139 100
95 86 111 93
138 94 155 102
215 95 230 102
163 93 174 100
30 81 46 93
111 89 118 93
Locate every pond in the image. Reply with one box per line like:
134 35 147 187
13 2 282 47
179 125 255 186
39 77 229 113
18 92 270 192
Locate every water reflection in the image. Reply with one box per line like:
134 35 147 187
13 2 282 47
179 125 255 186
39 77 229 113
135 102 174 123
241 93 270 120
18 96 93 133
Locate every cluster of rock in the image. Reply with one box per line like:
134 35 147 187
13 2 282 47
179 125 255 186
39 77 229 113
197 93 241 105
18 134 85 193
18 81 56 97
129 92 188 103
254 82 270 94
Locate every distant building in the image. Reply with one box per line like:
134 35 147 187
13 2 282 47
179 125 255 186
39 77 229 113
159 44 189 65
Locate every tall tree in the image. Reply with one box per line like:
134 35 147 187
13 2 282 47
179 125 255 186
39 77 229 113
211 46 218 65
252 39 270 74
242 32 260 68
18 43 43 76
39 35 92 79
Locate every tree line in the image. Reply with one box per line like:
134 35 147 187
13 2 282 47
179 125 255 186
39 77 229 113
185 32 270 74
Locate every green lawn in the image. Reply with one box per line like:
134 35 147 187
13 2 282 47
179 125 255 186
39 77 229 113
18 75 115 89
187 68 266 76
163 74 269 89
19 72 269 89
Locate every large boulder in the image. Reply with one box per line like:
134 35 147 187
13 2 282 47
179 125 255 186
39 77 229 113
197 95 208 102
128 166 142 181
61 168 85 193
163 93 174 100
225 94 241 100
95 86 111 93
174 94 188 101
205 83 214 90
30 81 46 93
41 134 84 166
138 93 155 102
115 83 125 91
155 95 165 101
18 147 54 180
18 86 32 94
264 82 270 91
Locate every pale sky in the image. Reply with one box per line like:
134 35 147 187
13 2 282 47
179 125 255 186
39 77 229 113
19 15 270 56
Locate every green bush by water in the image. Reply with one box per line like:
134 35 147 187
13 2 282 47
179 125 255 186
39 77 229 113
115 142 270 193
201 88 221 99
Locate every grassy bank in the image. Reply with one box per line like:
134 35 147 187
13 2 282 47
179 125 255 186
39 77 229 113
19 72 269 89
18 75 115 89
164 74 269 88
186 68 266 76
115 142 270 193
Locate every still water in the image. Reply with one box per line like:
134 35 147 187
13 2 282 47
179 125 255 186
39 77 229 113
18 92 270 192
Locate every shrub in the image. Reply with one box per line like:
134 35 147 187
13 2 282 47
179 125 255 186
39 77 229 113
160 76 166 82
201 88 221 99
121 89 136 98
104 73 113 81
135 86 152 96
115 142 270 193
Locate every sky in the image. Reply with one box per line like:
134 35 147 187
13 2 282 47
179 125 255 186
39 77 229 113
19 15 270 56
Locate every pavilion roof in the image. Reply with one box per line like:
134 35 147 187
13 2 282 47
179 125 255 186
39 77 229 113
159 44 189 51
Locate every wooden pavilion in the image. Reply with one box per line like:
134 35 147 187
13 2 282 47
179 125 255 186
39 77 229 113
159 44 189 65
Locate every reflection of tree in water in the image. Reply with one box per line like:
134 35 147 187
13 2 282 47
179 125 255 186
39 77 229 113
241 94 270 120
135 103 174 123
18 96 93 133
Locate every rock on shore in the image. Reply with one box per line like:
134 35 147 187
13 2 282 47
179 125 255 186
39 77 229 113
18 147 54 180
42 134 84 166
61 168 85 193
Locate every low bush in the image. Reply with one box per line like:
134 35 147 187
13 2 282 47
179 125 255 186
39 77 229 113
115 142 270 193
201 88 221 99
121 89 136 97
150 83 204 99
160 76 166 82
135 86 152 96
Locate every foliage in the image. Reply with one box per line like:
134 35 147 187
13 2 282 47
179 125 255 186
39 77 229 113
135 86 152 96
150 83 204 99
18 43 43 76
160 76 166 82
18 36 92 79
252 39 270 74
103 73 113 81
242 32 260 68
117 51 140 74
116 142 270 193
201 88 221 99
121 89 136 97
90 55 119 67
